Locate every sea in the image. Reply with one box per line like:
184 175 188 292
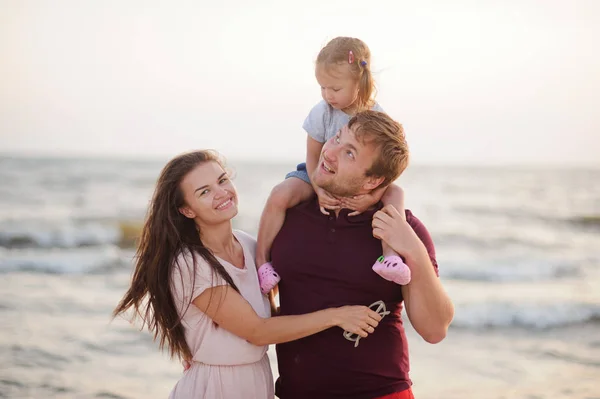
1 155 599 399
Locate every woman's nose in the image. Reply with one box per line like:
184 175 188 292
214 185 228 198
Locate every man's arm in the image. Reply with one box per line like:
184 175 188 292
400 228 453 343
372 206 454 343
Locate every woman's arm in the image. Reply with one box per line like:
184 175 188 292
193 286 381 346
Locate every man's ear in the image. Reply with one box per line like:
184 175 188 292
179 206 195 219
363 175 385 191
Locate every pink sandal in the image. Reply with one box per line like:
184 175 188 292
257 262 281 294
372 255 411 285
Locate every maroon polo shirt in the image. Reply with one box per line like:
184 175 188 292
272 198 438 399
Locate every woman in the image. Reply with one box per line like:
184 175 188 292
113 150 382 399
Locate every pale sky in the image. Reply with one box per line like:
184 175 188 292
1 0 599 165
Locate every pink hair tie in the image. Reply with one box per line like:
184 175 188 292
348 50 354 64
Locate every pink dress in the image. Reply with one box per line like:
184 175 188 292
169 230 273 399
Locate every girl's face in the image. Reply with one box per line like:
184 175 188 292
178 161 238 227
316 64 360 112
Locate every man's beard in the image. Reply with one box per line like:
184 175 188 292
311 170 364 198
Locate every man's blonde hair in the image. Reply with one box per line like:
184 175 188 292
347 111 409 186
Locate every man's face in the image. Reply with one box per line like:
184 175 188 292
311 124 382 197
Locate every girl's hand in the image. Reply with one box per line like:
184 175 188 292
314 186 341 215
340 193 378 216
372 204 426 261
332 305 382 337
342 185 386 216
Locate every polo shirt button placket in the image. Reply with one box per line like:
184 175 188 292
327 216 336 243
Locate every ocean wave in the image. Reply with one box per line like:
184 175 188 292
455 206 600 230
541 350 600 368
569 215 600 229
435 232 561 250
0 246 131 274
455 205 548 221
452 301 600 329
442 259 582 282
0 220 142 249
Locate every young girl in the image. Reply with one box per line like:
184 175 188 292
256 37 411 294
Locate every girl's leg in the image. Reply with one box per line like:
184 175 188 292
256 177 314 293
372 184 412 285
256 177 314 266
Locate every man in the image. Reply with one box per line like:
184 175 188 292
271 110 454 399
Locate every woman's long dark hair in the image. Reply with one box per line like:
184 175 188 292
113 150 239 360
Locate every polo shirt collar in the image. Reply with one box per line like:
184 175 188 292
308 197 383 225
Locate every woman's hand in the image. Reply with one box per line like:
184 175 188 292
332 305 382 338
372 205 426 262
314 186 341 215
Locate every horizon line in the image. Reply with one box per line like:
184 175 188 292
1 151 599 170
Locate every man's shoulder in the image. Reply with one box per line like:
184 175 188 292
405 209 416 222
405 209 426 228
404 209 439 271
404 209 429 234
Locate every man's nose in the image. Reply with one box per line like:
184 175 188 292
323 138 337 156
323 147 336 162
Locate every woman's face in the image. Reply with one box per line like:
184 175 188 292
178 161 238 226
